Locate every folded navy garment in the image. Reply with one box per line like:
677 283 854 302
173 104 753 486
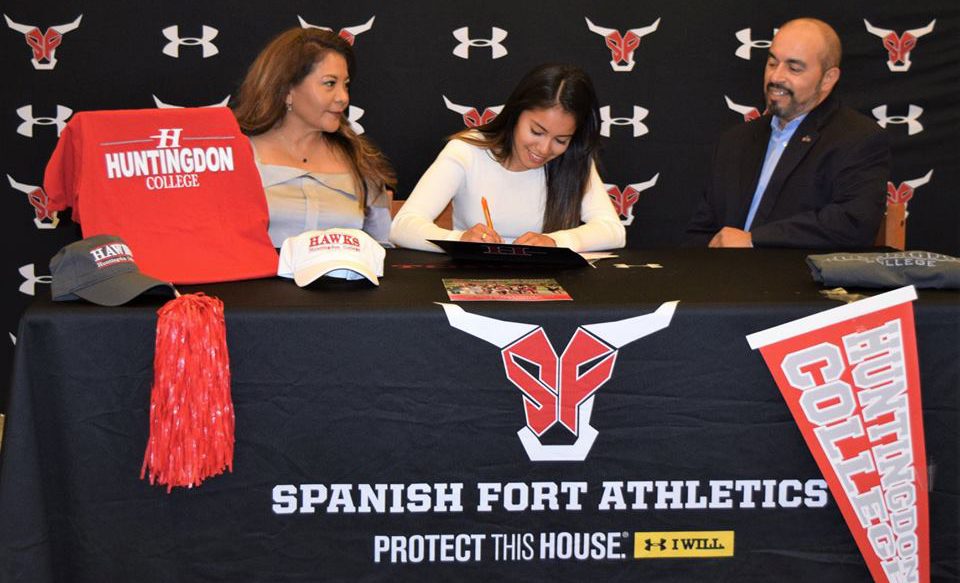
806 251 960 289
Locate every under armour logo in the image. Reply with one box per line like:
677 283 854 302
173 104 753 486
7 174 59 229
887 170 933 206
452 26 508 59
162 25 219 58
605 173 659 226
19 263 52 296
644 538 667 552
297 15 375 45
735 28 777 60
584 16 660 72
348 105 365 135
872 104 923 135
4 13 82 70
442 95 503 128
864 19 935 72
724 95 761 122
16 104 72 137
153 95 230 109
599 105 649 137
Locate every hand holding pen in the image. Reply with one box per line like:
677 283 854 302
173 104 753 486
460 196 503 243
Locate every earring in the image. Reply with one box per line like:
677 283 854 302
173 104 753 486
286 102 292 113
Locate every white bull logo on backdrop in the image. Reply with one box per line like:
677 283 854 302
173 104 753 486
297 16 375 45
584 17 660 72
440 301 677 461
442 96 503 128
863 19 935 72
4 14 82 70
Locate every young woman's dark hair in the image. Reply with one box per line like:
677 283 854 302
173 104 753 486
454 64 601 232
232 27 394 207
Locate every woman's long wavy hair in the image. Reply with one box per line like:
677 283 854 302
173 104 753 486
454 64 601 232
232 28 395 208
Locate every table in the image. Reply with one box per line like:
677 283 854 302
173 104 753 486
1 248 957 582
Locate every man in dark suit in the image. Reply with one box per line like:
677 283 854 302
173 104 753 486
686 18 890 249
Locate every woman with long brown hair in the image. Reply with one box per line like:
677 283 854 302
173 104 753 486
234 28 395 246
390 63 624 252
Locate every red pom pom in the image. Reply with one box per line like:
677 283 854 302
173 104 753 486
141 293 234 492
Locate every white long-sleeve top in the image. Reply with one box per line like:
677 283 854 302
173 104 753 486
389 139 626 252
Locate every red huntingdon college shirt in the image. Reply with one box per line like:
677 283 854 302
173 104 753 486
44 107 278 284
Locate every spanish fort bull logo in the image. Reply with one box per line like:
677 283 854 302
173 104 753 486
863 19 935 72
584 17 660 72
297 16 375 45
7 174 59 229
605 174 659 226
887 170 933 210
724 95 761 122
443 96 503 128
4 14 82 70
440 301 677 461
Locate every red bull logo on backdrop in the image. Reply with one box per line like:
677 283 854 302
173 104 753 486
584 17 660 72
863 19 935 72
4 14 82 70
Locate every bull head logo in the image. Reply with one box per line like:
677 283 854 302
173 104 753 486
606 174 659 226
585 16 660 72
297 16 375 45
5 14 82 70
724 95 761 122
7 174 59 229
442 96 503 128
863 19 935 72
440 301 677 461
887 170 933 207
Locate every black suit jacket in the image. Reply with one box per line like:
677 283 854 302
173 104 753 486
686 94 890 249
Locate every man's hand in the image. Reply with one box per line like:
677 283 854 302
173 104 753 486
709 227 753 248
514 232 557 247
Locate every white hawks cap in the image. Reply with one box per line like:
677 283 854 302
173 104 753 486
278 228 385 286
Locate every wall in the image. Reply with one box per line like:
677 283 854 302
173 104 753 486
2 0 957 405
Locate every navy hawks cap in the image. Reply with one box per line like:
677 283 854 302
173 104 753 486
50 234 176 306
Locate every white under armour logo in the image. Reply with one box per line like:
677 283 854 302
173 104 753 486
872 104 923 135
162 25 219 58
599 105 649 137
153 95 230 109
7 174 59 229
19 263 52 296
297 15 375 45
4 13 83 70
16 104 72 137
348 105 365 135
452 27 508 59
734 28 777 60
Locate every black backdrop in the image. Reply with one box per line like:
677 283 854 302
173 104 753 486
2 0 958 405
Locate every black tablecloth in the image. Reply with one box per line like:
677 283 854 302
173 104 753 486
1 248 957 582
